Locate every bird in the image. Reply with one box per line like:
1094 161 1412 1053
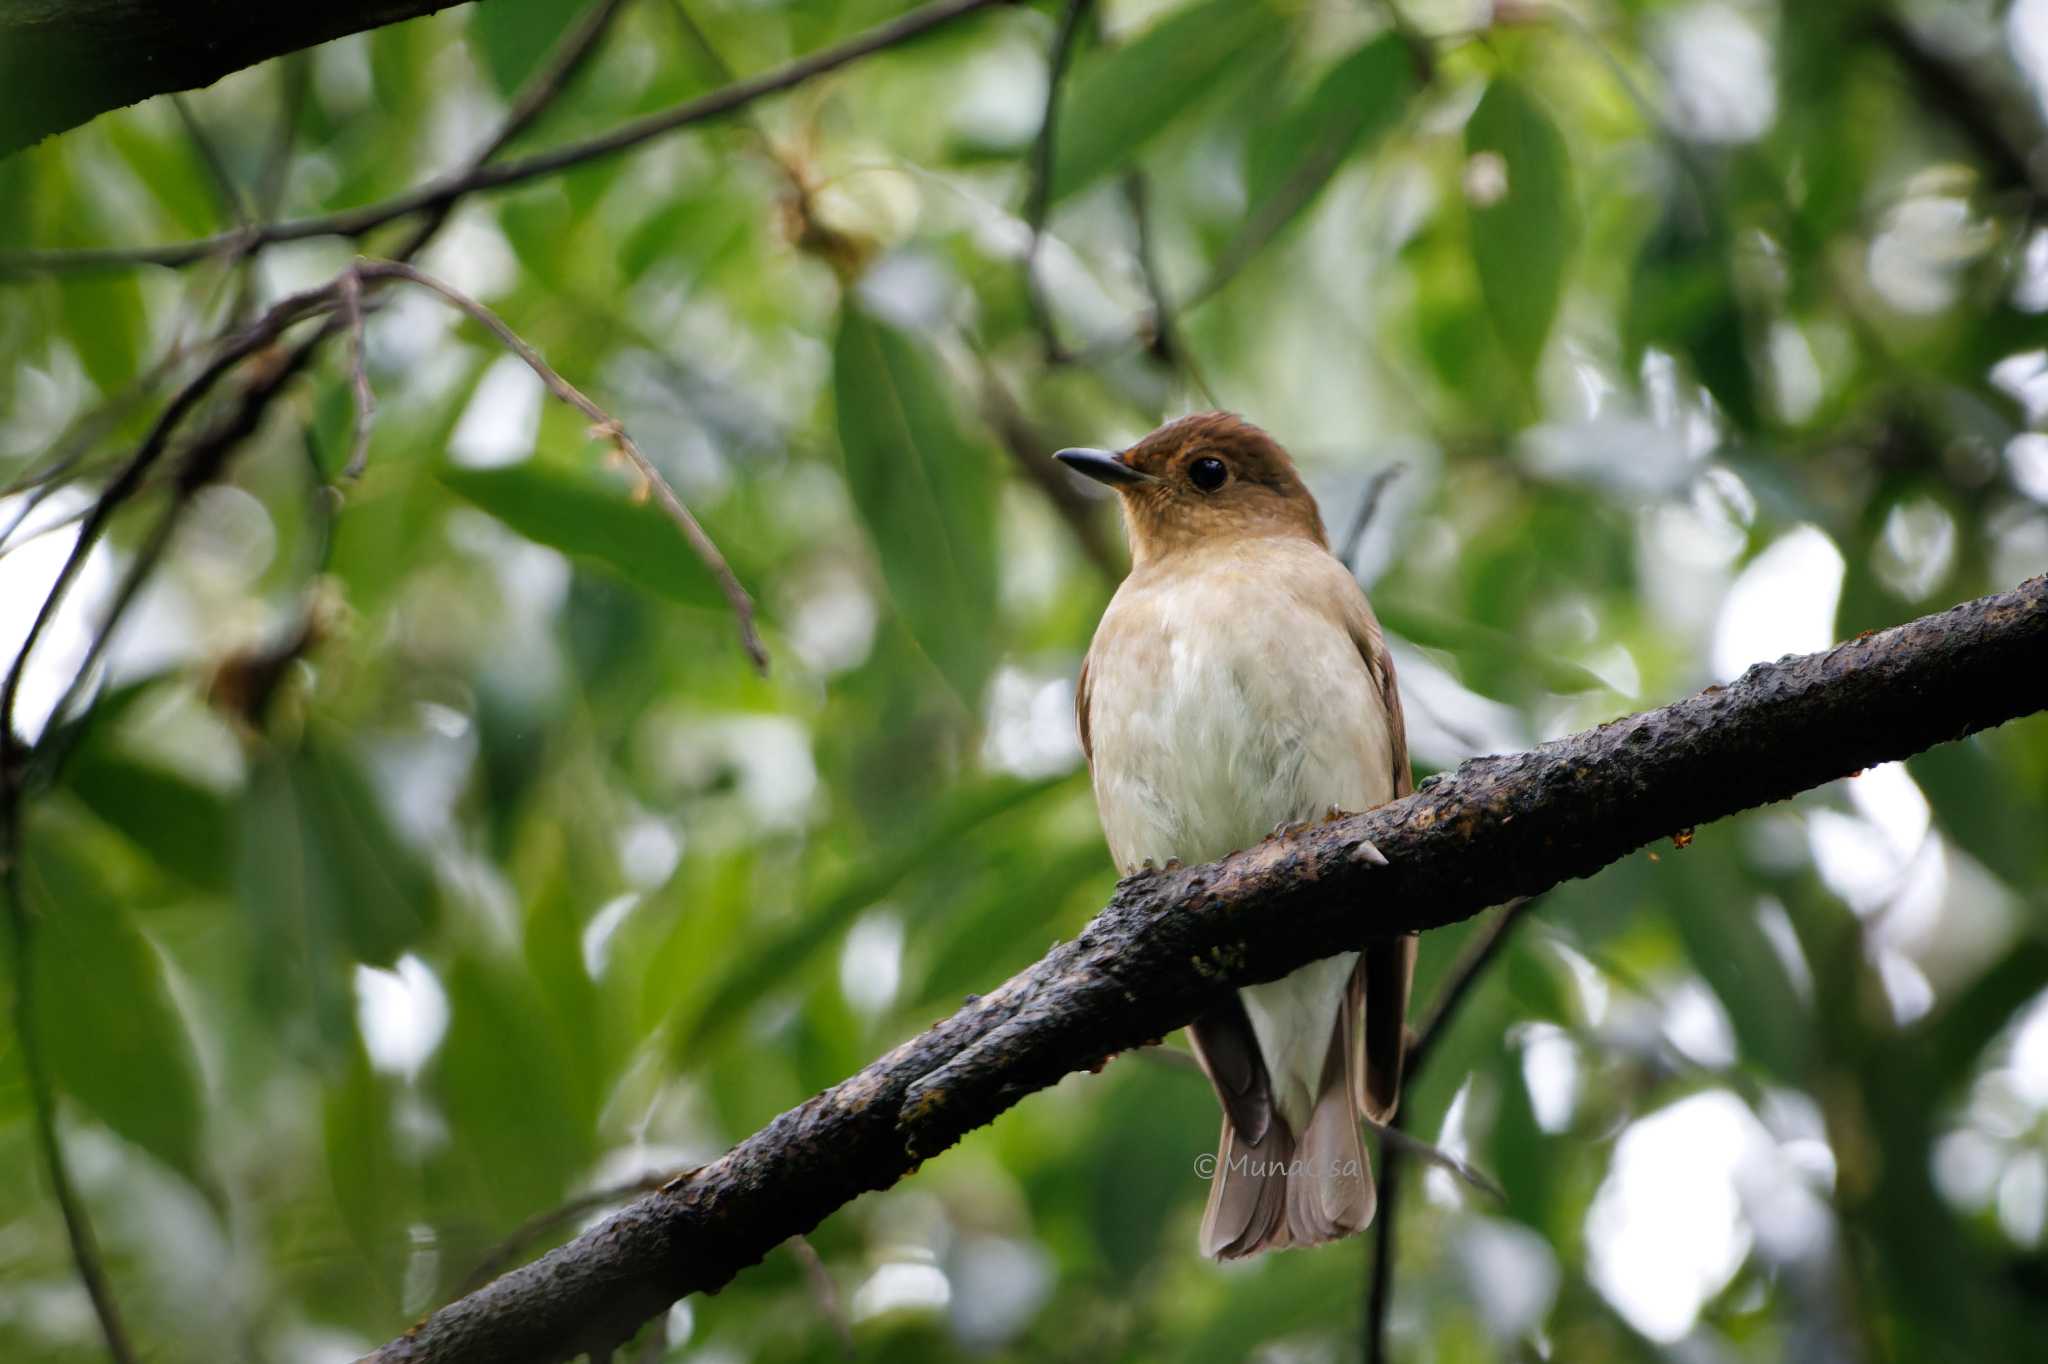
1057 411 1414 1259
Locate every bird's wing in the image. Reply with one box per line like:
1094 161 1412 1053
1188 999 1276 1147
1348 600 1416 1122
1074 650 1093 766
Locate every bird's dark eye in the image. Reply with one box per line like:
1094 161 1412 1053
1188 457 1228 492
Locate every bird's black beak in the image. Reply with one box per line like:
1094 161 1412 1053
1055 447 1159 487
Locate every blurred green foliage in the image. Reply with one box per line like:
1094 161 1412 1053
1 1 2047 1362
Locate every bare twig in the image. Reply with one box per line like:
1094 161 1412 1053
1020 0 1094 362
1364 1129 1405 1364
170 94 254 228
1367 895 1540 1364
349 259 768 672
1361 1114 1506 1204
0 819 141 1364
339 271 375 480
0 15 644 1356
0 283 337 758
255 54 310 220
459 1171 679 1297
1123 173 1217 407
1336 463 1406 575
783 1235 854 1356
0 0 1011 275
977 364 1123 578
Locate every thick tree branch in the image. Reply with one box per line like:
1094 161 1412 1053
0 1 482 157
367 576 2048 1363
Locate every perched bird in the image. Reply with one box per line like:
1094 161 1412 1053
1058 412 1414 1259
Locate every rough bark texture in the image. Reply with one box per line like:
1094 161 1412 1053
0 1 482 156
368 576 2048 1364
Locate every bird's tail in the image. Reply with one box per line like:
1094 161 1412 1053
1199 1016 1375 1259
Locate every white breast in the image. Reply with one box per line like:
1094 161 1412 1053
1083 541 1396 1128
1085 558 1392 872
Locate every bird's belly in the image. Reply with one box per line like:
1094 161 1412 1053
1087 624 1388 874
1085 606 1395 1129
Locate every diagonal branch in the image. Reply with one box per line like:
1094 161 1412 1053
0 0 1012 275
367 575 2047 1364
349 259 767 671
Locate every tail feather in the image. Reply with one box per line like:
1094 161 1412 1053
1199 1113 1294 1259
1287 1057 1375 1243
1200 1002 1379 1259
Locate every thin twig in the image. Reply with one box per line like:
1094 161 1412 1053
1367 896 1539 1364
0 283 335 757
350 259 768 672
338 271 374 480
1337 464 1406 575
170 94 254 227
1364 1135 1404 1364
0 0 1010 275
783 1235 854 1356
1020 0 1093 363
1123 173 1217 408
977 363 1122 578
255 54 310 220
2 20 645 1358
459 1171 678 1296
1409 896 1538 1075
1360 1113 1505 1204
1 0 640 758
2 818 142 1364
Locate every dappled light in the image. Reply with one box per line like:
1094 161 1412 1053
1 2 2045 1363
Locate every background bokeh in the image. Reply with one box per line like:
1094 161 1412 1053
3 1 2048 1360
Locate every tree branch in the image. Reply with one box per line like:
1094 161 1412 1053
0 0 481 156
367 576 2048 1363
0 0 1012 273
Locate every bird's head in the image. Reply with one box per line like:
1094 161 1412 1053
1055 412 1326 565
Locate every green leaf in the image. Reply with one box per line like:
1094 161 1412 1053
1466 78 1577 378
440 462 734 611
22 825 209 1191
238 742 438 1038
832 305 999 703
471 0 586 96
673 774 1072 1060
433 956 590 1221
1049 0 1286 202
65 747 233 896
1242 35 1413 237
1623 215 1758 431
1910 728 2048 893
56 273 146 391
323 1037 406 1306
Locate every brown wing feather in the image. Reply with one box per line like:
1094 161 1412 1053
1349 603 1417 1121
1074 651 1093 766
1187 1002 1276 1147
